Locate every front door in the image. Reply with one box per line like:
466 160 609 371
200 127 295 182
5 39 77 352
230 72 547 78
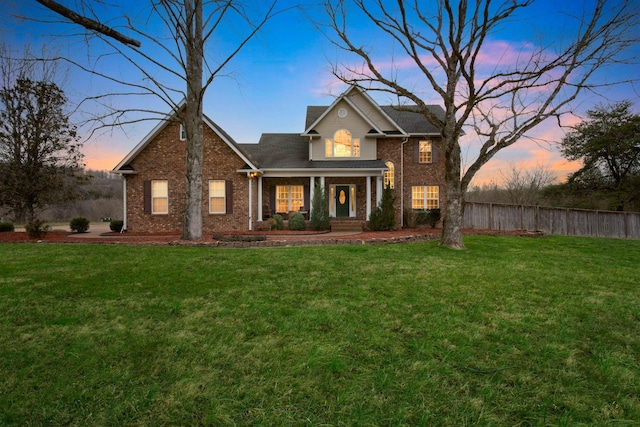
335 185 350 217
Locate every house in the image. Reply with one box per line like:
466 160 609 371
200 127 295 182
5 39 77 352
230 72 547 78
112 86 446 233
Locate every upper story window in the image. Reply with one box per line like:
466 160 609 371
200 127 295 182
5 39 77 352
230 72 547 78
179 124 186 141
384 161 395 189
326 130 360 158
419 140 432 163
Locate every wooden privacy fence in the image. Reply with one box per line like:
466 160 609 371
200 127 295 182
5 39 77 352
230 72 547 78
463 202 640 239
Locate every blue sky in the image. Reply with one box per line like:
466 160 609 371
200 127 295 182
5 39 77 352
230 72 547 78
2 0 638 185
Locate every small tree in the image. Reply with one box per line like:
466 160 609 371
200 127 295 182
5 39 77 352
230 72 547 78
310 183 331 230
368 185 396 231
0 76 86 223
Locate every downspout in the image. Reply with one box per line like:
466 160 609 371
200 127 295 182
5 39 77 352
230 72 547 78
400 137 408 228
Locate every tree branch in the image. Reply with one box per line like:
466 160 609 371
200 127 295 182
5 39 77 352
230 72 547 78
35 0 141 47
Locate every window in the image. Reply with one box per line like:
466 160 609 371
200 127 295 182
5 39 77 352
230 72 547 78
412 185 439 209
384 161 395 189
325 130 360 157
276 185 304 213
209 180 226 214
151 180 168 214
179 124 186 141
419 140 432 163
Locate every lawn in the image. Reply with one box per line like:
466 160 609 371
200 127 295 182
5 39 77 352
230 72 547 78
1 236 639 426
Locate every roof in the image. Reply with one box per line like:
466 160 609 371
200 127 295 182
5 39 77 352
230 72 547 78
112 101 258 174
242 133 387 171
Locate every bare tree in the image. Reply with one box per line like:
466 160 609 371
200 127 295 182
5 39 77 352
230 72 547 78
31 0 279 240
500 163 557 205
322 0 639 248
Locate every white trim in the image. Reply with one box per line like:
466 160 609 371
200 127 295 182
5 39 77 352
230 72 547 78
302 85 407 137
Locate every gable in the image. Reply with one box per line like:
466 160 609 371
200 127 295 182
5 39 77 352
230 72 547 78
112 103 257 174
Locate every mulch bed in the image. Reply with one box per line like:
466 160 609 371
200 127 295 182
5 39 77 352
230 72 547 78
0 228 544 246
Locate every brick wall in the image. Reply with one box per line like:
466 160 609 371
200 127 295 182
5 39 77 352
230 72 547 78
376 137 447 222
125 120 251 234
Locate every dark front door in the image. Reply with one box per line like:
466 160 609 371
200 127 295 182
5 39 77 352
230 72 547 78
335 186 350 217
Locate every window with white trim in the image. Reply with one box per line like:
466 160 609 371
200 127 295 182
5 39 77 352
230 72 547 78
209 180 226 214
419 140 432 163
325 130 360 157
152 180 168 214
412 185 439 209
276 185 304 213
179 124 186 141
384 161 395 189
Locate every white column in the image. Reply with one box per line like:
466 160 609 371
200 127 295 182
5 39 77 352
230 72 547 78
366 176 372 219
257 175 263 221
376 176 383 205
248 173 253 231
309 176 315 214
122 176 127 232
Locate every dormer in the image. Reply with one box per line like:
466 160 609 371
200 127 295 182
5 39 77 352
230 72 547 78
302 86 407 161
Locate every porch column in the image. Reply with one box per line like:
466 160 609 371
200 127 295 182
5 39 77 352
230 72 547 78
376 176 383 205
257 175 263 221
122 176 127 232
248 173 253 231
309 176 315 215
366 176 372 219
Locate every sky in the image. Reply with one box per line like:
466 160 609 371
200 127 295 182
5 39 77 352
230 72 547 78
2 0 639 186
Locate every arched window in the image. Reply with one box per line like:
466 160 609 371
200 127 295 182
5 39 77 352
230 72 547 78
384 161 395 189
325 130 360 157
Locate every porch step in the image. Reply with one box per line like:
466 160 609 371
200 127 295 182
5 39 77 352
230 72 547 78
331 220 364 233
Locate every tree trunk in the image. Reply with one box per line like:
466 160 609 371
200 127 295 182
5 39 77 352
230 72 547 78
439 133 466 249
182 0 204 241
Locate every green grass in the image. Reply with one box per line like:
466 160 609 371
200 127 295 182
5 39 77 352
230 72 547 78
1 236 639 426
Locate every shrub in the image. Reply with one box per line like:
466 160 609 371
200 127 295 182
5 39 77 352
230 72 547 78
310 183 331 230
415 210 429 226
25 219 48 239
426 208 441 228
110 220 124 232
368 185 396 231
403 209 416 229
70 217 90 233
0 222 14 232
288 211 307 230
271 214 284 230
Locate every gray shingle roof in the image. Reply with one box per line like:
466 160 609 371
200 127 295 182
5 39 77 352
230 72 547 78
305 105 444 135
241 133 386 170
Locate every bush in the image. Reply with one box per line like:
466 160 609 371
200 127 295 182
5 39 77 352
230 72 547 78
70 217 90 233
110 220 124 232
426 208 441 228
368 185 396 231
310 183 331 230
25 219 48 239
288 211 307 230
404 209 441 228
271 214 284 230
403 209 416 229
0 222 14 232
